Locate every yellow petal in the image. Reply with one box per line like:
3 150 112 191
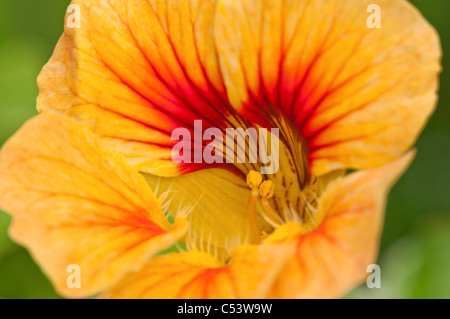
101 243 292 299
215 0 441 175
144 168 261 261
38 0 229 177
264 152 415 298
0 114 187 298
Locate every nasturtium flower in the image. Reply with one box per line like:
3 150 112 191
0 0 441 298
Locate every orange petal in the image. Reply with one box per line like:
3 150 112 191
215 0 441 175
103 151 412 299
38 0 231 176
101 243 292 299
264 152 415 298
0 114 188 298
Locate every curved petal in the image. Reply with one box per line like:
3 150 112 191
39 0 439 177
38 0 231 176
144 168 260 261
101 244 292 299
215 0 441 175
264 152 415 298
0 114 187 298
103 153 414 299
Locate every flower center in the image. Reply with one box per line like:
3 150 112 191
150 117 338 262
241 115 324 240
244 151 321 245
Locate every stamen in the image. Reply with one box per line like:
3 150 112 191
246 170 263 242
259 180 280 226
246 170 263 189
259 180 274 198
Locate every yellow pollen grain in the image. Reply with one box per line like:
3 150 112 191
246 170 263 189
259 180 275 199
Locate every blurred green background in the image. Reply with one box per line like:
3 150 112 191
0 0 448 299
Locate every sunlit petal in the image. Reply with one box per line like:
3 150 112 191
101 243 292 299
215 0 440 174
264 152 415 298
0 114 187 298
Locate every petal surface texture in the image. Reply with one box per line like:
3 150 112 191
145 169 253 261
39 0 440 176
38 0 231 176
265 152 414 298
215 0 441 175
102 244 292 299
103 153 413 299
0 114 187 298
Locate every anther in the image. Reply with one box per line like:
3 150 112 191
259 180 274 199
246 170 263 189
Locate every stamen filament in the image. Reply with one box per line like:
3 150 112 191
246 170 264 242
259 180 279 226
246 189 262 242
260 198 279 226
